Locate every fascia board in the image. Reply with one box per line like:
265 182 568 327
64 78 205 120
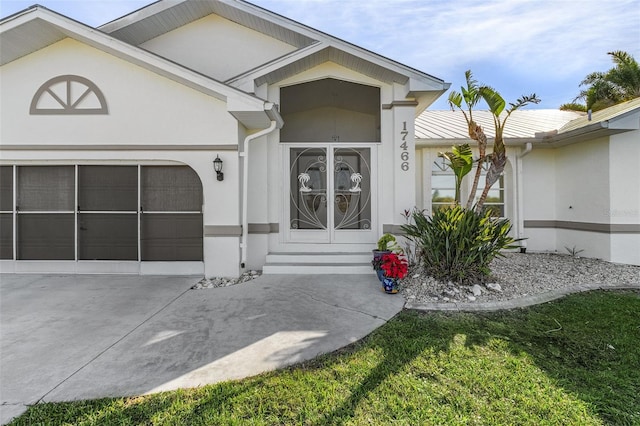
608 109 640 130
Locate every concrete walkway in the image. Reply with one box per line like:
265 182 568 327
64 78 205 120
0 273 403 425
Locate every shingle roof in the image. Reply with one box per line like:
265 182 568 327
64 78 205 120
416 109 584 141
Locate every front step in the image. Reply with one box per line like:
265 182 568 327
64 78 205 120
263 252 375 274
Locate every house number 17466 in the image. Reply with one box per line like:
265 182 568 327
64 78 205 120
400 121 409 171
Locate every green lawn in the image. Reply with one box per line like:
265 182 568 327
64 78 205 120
12 290 639 425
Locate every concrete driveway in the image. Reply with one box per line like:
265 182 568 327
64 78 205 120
0 273 403 424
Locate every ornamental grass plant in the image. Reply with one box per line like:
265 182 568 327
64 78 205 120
402 205 520 284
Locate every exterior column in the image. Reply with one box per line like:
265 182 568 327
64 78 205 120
390 102 417 232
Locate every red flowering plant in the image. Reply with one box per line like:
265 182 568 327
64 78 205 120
380 253 408 279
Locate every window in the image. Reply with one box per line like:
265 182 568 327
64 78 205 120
431 157 457 212
431 156 505 217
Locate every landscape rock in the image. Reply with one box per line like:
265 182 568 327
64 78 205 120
471 284 483 296
399 252 639 304
486 283 502 293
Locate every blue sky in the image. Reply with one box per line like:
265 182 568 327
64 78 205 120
2 0 639 110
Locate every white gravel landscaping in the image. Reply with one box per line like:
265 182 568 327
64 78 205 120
400 252 640 305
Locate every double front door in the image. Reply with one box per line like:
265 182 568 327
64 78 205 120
285 144 376 244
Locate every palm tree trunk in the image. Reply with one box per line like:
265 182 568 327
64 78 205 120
465 123 487 209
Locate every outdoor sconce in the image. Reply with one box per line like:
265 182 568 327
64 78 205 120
213 155 224 181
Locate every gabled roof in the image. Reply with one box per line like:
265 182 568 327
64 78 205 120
0 5 283 129
99 0 449 103
415 109 584 146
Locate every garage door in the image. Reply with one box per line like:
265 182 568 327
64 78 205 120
0 164 203 264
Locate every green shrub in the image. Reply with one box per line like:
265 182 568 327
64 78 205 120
401 205 521 283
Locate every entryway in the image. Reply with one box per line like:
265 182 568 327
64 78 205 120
285 144 377 244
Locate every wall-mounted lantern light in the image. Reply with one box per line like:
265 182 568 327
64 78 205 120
213 155 224 181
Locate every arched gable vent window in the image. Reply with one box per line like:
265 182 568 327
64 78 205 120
30 75 108 115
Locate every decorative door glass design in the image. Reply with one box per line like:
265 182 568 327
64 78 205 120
333 148 371 230
289 146 371 236
290 148 327 230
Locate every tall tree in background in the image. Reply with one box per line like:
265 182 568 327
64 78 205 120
563 51 640 112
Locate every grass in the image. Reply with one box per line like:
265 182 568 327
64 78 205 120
11 290 639 425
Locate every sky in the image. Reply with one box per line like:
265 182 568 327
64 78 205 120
1 0 639 110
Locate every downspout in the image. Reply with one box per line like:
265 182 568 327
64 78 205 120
239 104 282 268
516 142 533 252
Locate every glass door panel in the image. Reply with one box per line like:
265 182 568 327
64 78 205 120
333 147 371 231
289 147 328 232
287 145 375 244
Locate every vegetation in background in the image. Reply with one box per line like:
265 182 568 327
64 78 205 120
562 50 640 111
11 291 640 426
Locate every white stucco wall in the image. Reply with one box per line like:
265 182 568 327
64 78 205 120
521 149 557 252
555 138 610 224
522 149 556 220
0 38 247 277
608 129 640 265
141 14 297 82
0 39 237 146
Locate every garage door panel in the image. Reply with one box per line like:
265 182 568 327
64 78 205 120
78 213 138 260
141 214 203 261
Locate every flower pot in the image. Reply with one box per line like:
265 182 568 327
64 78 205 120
382 277 398 294
372 249 391 277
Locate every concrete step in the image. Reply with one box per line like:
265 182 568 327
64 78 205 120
263 252 375 274
265 252 372 264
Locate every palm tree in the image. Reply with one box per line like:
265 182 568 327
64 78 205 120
576 51 640 111
477 91 540 210
447 70 487 209
448 71 540 211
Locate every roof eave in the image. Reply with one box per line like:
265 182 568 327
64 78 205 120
1 6 280 131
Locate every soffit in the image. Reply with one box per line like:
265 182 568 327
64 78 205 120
251 46 410 86
0 17 67 65
100 0 315 48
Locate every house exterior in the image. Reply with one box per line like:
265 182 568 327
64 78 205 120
1 1 638 278
0 0 450 277
416 98 640 266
